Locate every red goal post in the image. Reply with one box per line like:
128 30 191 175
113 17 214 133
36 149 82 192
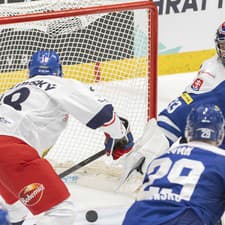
0 0 158 173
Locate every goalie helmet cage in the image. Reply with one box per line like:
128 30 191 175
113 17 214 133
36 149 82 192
0 0 158 169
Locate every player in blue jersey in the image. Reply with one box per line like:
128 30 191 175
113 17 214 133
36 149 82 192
120 21 225 225
122 21 225 177
156 21 225 147
122 104 225 225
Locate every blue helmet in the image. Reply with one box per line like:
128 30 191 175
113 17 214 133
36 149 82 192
185 104 225 145
28 50 63 78
0 205 9 225
215 22 225 65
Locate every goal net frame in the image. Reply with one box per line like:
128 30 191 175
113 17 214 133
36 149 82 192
0 1 158 119
0 0 158 190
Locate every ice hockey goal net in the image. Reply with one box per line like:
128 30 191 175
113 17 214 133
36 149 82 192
0 0 158 180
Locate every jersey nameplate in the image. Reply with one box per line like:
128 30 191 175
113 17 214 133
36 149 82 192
13 80 56 91
168 146 193 156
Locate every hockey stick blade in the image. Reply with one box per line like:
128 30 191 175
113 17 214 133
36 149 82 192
59 149 105 178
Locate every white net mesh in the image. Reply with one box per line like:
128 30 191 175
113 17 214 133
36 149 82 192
0 0 157 182
0 0 143 16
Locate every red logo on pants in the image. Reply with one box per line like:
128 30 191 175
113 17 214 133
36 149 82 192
19 183 45 206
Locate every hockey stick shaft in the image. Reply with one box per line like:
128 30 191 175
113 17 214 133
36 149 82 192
59 149 105 178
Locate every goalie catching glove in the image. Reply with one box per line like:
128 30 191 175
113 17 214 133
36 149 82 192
104 117 134 160
118 118 170 188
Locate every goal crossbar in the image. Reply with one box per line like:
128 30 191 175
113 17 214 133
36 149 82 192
0 0 158 118
0 1 157 25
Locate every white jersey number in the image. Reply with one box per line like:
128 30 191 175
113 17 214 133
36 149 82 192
143 157 205 201
167 98 182 113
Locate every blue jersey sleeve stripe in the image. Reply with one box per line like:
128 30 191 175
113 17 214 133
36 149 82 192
159 127 178 145
157 120 181 138
157 121 182 143
158 115 181 132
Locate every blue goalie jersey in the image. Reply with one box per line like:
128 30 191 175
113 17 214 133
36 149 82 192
122 141 225 225
157 56 225 149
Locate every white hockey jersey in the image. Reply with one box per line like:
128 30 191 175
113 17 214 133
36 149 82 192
0 75 126 155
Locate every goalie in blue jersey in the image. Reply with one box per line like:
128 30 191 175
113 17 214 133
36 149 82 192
120 21 225 225
122 21 225 181
122 104 225 225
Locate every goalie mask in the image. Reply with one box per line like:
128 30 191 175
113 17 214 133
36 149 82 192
215 22 225 65
185 104 225 146
28 50 63 78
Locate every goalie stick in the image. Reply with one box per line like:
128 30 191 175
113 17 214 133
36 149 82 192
59 149 105 178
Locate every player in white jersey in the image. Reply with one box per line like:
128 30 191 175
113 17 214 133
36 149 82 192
0 50 134 225
122 104 225 225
